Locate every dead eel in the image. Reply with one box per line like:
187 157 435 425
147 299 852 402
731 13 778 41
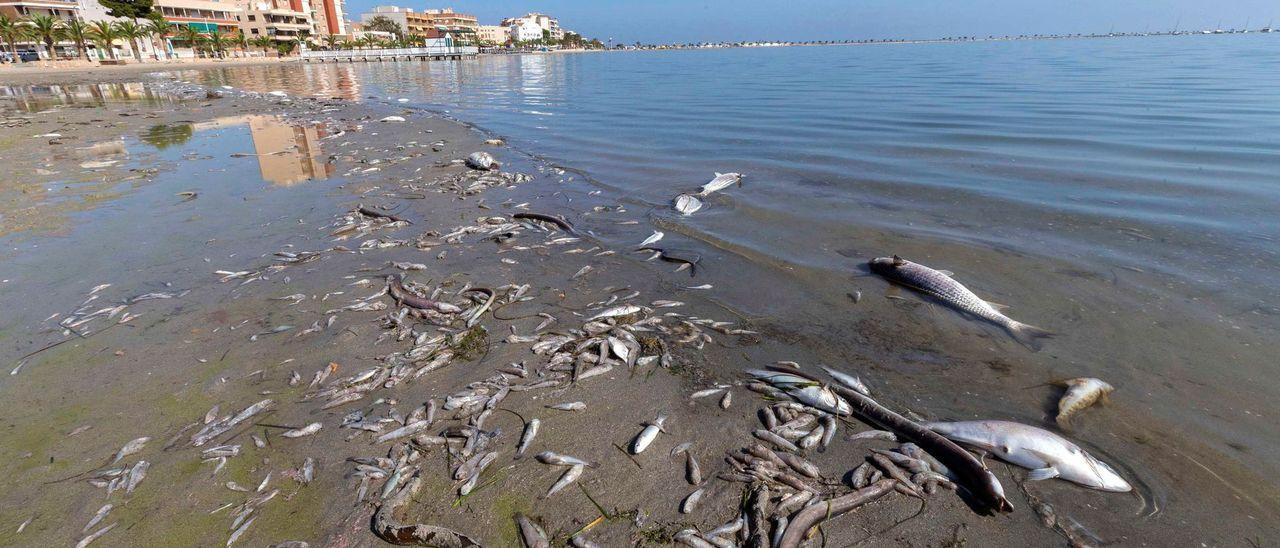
637 246 702 276
512 212 577 235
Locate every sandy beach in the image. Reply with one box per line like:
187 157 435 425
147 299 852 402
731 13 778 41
0 64 1275 548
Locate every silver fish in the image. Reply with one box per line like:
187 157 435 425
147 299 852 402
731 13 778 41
745 369 851 416
679 488 704 513
630 412 668 454
76 522 117 548
821 366 870 396
868 256 1052 348
638 230 664 247
515 514 549 548
922 420 1131 492
698 172 742 196
82 504 112 534
587 304 643 321
111 437 150 464
282 422 322 438
1055 377 1114 428
465 151 500 171
516 418 541 457
535 451 595 467
545 463 584 497
673 194 703 215
547 402 586 411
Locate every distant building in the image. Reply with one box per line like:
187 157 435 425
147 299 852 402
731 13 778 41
156 0 243 34
502 12 563 42
236 0 315 43
360 5 475 38
310 0 345 37
0 0 77 21
476 24 507 45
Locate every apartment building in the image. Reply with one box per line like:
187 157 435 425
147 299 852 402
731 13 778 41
236 0 313 42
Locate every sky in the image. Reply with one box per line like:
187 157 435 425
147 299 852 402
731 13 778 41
347 0 1280 44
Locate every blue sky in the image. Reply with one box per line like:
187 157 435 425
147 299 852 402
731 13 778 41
350 1 1280 43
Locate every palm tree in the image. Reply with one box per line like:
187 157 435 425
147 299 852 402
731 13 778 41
143 16 171 60
323 34 337 50
87 20 119 60
0 14 29 63
207 26 223 58
232 30 247 57
250 35 272 57
60 18 90 61
276 38 296 56
175 25 204 57
113 19 144 62
26 14 61 60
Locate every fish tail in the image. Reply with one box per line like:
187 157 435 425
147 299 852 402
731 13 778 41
1007 321 1054 351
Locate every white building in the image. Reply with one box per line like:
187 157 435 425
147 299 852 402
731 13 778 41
509 18 542 42
501 12 564 42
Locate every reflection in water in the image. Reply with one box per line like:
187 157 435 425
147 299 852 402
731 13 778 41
191 115 333 186
0 83 177 112
173 64 364 101
141 124 194 150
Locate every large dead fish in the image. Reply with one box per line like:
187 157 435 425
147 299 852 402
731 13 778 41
745 369 851 416
921 420 1131 492
672 194 703 215
868 256 1052 349
697 172 742 196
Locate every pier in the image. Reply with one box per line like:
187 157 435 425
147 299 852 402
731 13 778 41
301 46 480 63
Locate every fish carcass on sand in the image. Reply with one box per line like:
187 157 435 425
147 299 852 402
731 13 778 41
697 172 742 196
868 256 1052 349
1054 377 1115 428
921 420 1132 492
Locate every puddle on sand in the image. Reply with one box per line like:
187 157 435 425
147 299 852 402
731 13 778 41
193 115 335 186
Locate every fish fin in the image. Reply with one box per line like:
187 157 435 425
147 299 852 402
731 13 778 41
938 270 954 277
1007 321 1054 351
985 300 1009 311
1027 466 1059 481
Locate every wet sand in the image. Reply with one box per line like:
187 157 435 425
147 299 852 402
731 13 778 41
0 71 1275 548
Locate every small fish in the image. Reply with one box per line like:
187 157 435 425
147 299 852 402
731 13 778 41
535 451 596 467
821 366 870 396
868 256 1052 349
848 429 897 442
673 194 703 215
544 464 584 497
111 437 150 464
516 418 540 457
514 514 549 548
753 429 799 453
685 451 702 485
82 504 112 534
572 265 593 279
76 522 117 548
638 230 664 247
697 172 742 196
282 423 322 438
630 412 668 454
249 325 294 341
690 387 726 399
465 151 501 171
1054 377 1114 428
587 304 643 321
547 402 585 411
679 488 704 513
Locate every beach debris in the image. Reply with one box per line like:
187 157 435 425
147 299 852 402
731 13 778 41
547 401 585 411
672 193 703 215
465 151 500 171
922 420 1132 491
1053 377 1115 428
697 172 742 196
380 116 406 123
868 255 1052 348
484 138 504 145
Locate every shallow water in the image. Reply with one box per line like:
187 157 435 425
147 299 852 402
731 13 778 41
0 34 1277 544
183 36 1280 529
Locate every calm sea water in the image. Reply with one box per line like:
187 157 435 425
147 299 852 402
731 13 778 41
186 34 1280 527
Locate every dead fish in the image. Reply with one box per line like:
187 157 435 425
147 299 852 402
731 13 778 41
630 412 668 454
1054 377 1114 428
637 247 702 276
535 451 596 467
673 193 703 215
587 304 643 321
111 437 150 464
746 369 851 416
516 418 541 457
125 460 148 493
638 230 664 247
282 423 322 438
375 420 430 443
922 420 1131 492
698 172 742 196
849 429 897 442
76 522 117 548
547 402 585 411
514 514 549 548
544 463 584 497
821 365 870 396
753 429 799 453
249 325 293 341
868 256 1052 349
690 387 727 399
465 151 500 171
82 504 112 533
685 451 702 485
572 265 593 279
679 488 704 513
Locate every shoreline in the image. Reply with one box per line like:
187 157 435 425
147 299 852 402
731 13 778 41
0 68 1276 546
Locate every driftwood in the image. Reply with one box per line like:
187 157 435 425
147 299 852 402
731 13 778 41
777 479 895 548
373 474 480 547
